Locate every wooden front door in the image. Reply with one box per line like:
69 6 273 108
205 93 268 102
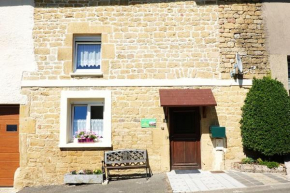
170 107 201 170
0 106 19 186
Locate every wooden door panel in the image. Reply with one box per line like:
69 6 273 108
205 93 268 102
185 141 195 164
170 107 201 170
171 141 185 165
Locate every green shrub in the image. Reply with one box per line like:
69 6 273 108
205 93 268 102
263 161 279 169
240 77 290 156
93 169 102 174
257 158 263 165
84 169 93 174
241 157 255 164
257 158 279 169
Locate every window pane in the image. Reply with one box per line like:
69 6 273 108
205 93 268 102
73 106 87 135
76 44 101 69
6 125 17 132
91 106 103 119
91 106 103 137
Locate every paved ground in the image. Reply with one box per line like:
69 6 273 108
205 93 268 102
1 170 289 193
0 188 15 193
17 173 170 193
167 170 289 192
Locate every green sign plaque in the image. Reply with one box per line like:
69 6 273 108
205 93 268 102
141 119 156 128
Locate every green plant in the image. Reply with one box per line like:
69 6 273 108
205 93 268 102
263 161 279 169
257 158 263 165
74 131 98 140
258 160 279 169
241 157 255 164
93 169 102 174
84 169 93 174
71 170 77 175
240 77 290 156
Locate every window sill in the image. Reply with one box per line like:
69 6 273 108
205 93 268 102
70 72 103 77
59 141 111 148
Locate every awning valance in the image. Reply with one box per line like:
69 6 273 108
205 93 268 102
159 89 217 107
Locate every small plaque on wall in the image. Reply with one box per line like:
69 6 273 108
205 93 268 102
141 119 156 128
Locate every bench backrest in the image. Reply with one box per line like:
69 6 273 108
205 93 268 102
104 149 147 165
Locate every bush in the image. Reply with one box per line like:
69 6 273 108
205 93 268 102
240 77 290 156
241 157 255 164
257 158 263 165
263 161 279 169
93 169 102 174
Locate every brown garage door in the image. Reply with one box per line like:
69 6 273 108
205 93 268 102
0 106 19 186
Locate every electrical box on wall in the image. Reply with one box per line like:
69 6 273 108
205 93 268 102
210 126 226 138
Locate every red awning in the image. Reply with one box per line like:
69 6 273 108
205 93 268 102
159 89 217 107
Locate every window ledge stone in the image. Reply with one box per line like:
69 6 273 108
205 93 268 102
59 142 111 148
70 72 103 77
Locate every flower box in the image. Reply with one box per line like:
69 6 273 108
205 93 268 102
232 162 286 174
64 174 103 184
78 138 94 143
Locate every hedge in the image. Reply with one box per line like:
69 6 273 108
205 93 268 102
240 77 290 156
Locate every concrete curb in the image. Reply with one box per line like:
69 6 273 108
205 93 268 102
199 183 290 193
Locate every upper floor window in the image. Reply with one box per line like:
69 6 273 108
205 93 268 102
74 36 101 73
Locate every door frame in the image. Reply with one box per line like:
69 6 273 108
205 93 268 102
168 107 201 170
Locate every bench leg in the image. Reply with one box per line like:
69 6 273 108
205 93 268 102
105 168 109 181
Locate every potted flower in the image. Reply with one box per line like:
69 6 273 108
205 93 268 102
74 131 99 143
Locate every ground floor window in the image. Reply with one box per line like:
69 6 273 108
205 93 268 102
59 90 111 148
72 104 104 137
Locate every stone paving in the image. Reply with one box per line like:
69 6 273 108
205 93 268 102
0 188 15 193
167 170 289 193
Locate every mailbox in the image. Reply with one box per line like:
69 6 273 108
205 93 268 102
210 126 226 138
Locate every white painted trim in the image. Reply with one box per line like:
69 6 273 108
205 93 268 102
59 90 111 148
22 78 252 87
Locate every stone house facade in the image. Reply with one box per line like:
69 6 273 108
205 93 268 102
13 0 271 189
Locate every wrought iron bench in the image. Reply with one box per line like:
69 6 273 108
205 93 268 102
102 149 150 181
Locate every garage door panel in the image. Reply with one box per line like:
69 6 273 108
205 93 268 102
0 162 18 178
0 139 19 153
0 121 19 134
0 105 19 186
0 178 14 187
0 153 19 162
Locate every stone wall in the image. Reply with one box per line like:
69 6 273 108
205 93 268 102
16 85 248 188
24 0 220 80
22 0 269 81
219 1 269 79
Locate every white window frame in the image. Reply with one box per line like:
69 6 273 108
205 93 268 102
59 90 111 148
72 36 103 76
